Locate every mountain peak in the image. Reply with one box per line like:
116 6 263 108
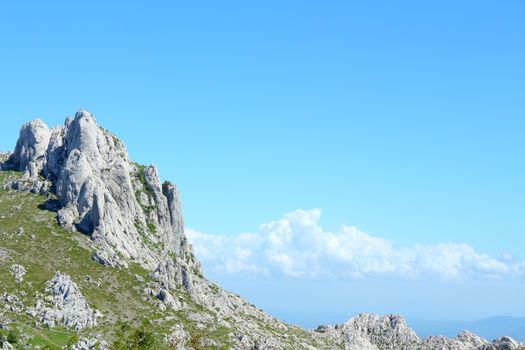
3 111 199 279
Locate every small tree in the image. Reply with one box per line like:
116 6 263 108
186 327 205 350
110 320 160 350
7 328 20 344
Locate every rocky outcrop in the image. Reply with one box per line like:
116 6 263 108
9 119 50 179
70 336 108 350
317 314 419 350
0 152 12 170
3 111 200 288
317 314 524 350
492 337 521 350
423 331 490 350
8 264 26 283
28 272 101 330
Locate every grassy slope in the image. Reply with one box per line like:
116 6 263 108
0 171 232 349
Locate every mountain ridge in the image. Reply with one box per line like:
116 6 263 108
412 316 525 342
0 110 522 350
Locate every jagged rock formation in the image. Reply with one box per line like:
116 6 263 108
2 111 200 284
27 272 101 330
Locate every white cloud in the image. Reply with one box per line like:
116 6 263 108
186 209 523 280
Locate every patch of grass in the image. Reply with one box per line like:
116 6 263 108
147 222 156 233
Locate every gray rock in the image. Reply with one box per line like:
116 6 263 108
318 314 525 350
492 337 520 350
9 119 51 178
8 264 26 283
28 272 101 330
0 341 14 350
1 292 23 313
15 227 24 236
70 336 108 350
326 314 420 350
57 205 79 232
7 110 200 282
0 152 10 170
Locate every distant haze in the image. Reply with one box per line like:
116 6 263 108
410 316 525 342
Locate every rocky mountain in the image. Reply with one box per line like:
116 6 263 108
0 110 522 350
414 317 525 342
315 314 523 350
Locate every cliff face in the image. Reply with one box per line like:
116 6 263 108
0 110 522 350
3 110 200 283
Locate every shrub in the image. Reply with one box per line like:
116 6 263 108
7 328 20 344
110 320 160 350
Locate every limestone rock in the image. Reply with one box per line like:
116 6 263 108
57 205 79 232
1 292 23 313
456 330 490 348
8 264 26 283
5 110 200 282
316 314 525 350
28 272 101 330
9 119 50 178
0 152 11 170
492 337 521 350
334 314 419 350
70 336 108 350
0 341 14 350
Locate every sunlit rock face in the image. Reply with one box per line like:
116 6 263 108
6 110 200 279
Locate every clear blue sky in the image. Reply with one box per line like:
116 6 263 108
1 0 524 329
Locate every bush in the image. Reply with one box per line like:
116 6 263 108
187 327 205 350
110 320 160 350
6 328 19 344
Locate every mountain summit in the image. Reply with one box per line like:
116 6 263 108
0 110 522 350
4 111 196 272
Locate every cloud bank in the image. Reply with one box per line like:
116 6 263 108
187 209 524 280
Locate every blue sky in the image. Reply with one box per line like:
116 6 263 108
1 0 524 330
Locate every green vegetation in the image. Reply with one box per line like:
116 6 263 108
0 171 234 349
186 327 205 350
133 163 153 199
132 162 156 219
0 327 21 346
110 321 160 350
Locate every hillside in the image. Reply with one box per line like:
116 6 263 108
0 110 522 350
